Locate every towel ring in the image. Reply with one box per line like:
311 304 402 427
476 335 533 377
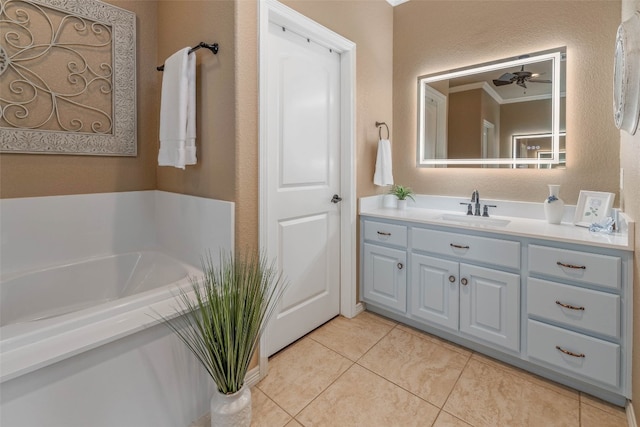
376 121 390 140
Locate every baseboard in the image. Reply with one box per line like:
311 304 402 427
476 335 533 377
628 401 638 427
245 366 261 388
354 302 365 316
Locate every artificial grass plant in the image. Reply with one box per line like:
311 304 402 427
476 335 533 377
158 251 286 394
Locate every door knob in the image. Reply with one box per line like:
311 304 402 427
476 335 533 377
331 194 343 203
449 275 456 283
461 278 468 286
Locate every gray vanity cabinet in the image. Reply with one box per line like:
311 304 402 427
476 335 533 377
362 220 408 313
410 230 521 352
359 212 633 405
363 243 407 313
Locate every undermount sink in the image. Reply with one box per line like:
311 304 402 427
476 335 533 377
439 213 511 227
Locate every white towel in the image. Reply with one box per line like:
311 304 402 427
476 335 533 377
373 139 393 186
158 48 197 169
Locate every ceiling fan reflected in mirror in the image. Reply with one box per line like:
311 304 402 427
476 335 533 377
492 65 552 88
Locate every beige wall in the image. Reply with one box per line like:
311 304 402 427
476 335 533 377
0 0 159 198
156 1 237 203
621 0 640 420
393 0 620 205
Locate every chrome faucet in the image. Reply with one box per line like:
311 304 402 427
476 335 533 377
471 190 480 216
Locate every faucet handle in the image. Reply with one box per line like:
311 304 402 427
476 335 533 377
482 204 497 217
460 202 473 215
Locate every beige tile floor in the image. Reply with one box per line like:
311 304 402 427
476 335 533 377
193 311 629 427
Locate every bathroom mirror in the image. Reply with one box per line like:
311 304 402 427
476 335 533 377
417 47 566 168
0 0 136 156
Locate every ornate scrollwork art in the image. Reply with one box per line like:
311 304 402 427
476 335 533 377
0 0 136 156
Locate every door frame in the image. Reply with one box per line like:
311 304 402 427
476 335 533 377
258 0 358 378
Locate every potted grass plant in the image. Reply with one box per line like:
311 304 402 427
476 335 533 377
390 184 415 210
158 251 286 427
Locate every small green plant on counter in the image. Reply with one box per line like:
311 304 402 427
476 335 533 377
390 184 415 201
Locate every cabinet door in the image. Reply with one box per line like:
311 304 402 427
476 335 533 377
459 264 520 352
410 253 459 330
363 243 407 312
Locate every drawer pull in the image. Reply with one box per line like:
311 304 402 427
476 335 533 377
397 262 404 270
556 261 586 270
450 243 470 249
377 231 391 236
555 300 585 311
555 345 585 358
460 278 468 286
449 275 456 283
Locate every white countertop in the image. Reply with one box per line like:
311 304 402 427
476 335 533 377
359 195 635 251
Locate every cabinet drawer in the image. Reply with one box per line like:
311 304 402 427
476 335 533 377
527 278 620 338
528 245 621 290
364 220 408 247
413 228 520 269
527 320 620 388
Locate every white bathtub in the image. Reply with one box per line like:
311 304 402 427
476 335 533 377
0 191 234 427
0 251 202 380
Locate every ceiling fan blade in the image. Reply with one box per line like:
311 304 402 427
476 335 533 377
492 79 513 86
495 72 516 82
529 79 552 83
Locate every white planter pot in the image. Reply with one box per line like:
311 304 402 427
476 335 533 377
210 385 251 427
543 184 565 224
397 199 407 210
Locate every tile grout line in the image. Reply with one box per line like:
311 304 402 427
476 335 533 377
437 351 474 424
291 318 399 423
290 358 357 424
470 352 582 403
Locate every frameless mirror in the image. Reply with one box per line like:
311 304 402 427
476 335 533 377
417 47 566 168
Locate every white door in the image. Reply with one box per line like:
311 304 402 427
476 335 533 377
264 21 342 356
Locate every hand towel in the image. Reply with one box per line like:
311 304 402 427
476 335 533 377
373 139 393 186
158 48 197 169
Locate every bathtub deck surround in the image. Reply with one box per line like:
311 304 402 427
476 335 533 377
0 191 234 427
359 194 634 406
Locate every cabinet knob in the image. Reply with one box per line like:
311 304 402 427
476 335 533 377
460 277 468 286
397 262 404 270
449 275 456 283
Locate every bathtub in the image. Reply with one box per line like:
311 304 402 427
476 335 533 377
0 251 202 380
0 191 234 427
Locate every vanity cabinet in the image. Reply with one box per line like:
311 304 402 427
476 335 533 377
362 220 408 313
359 210 633 405
526 244 624 389
410 229 521 352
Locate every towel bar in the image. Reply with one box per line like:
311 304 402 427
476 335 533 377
157 42 219 71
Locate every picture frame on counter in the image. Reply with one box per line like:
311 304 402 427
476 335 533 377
573 190 615 227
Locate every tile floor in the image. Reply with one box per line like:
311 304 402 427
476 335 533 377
192 311 629 427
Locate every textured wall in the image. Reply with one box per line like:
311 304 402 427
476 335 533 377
393 0 621 205
0 0 159 198
156 1 236 202
235 0 260 253
620 0 640 419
